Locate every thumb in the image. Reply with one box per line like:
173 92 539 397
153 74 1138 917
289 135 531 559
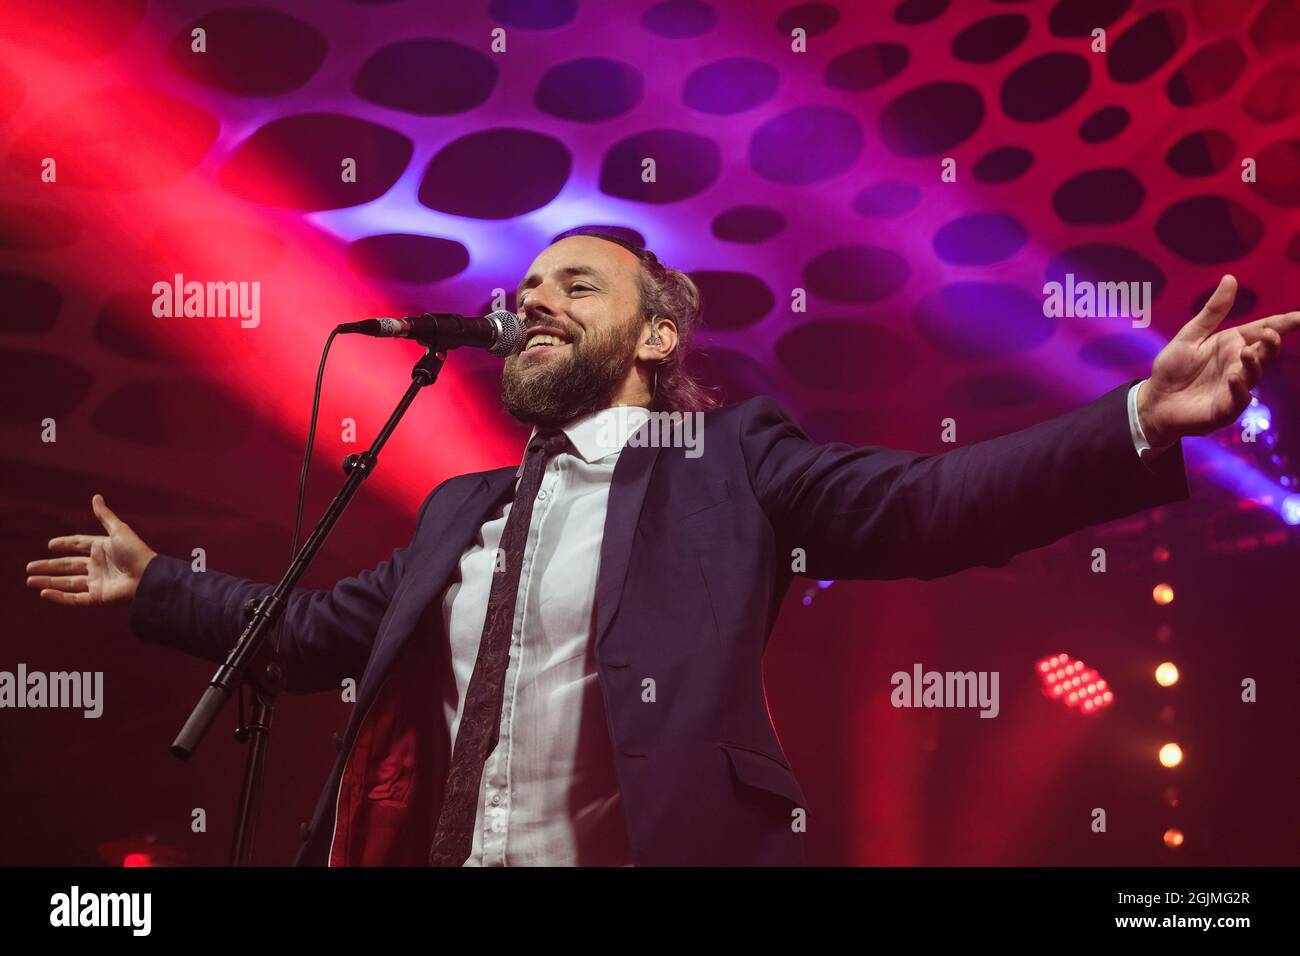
92 494 122 535
1176 274 1237 344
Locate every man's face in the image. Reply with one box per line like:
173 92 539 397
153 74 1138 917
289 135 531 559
501 236 646 428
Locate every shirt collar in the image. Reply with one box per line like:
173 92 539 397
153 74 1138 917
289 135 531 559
517 405 651 475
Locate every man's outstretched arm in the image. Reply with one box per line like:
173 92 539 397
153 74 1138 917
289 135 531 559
27 484 448 694
743 274 1297 581
742 380 1186 581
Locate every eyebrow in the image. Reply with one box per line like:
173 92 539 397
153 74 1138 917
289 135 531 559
515 265 607 304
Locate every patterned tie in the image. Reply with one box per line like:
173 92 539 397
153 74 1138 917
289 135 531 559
429 427 569 866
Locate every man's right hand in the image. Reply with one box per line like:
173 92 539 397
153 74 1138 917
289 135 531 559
26 494 158 606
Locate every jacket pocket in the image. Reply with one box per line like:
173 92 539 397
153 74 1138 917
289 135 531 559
677 478 731 518
719 741 808 809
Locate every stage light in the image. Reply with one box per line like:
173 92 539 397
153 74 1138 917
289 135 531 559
1238 398 1270 434
122 853 153 867
1163 786 1181 808
1037 654 1113 714
1152 545 1170 564
1163 828 1185 848
1155 662 1179 687
1159 743 1183 768
1152 583 1174 605
1282 495 1300 526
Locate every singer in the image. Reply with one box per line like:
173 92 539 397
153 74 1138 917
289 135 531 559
25 228 1299 866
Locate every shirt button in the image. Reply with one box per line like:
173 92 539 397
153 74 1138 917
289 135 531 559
490 793 502 806
537 490 547 500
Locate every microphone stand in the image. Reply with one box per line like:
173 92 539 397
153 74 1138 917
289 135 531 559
170 344 447 865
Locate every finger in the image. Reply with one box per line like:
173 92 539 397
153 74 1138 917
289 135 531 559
26 556 90 575
92 494 122 535
1240 346 1263 389
1243 338 1277 369
38 588 93 607
1177 274 1237 343
1253 329 1282 361
47 535 96 555
27 574 88 592
1239 310 1300 344
1227 372 1252 413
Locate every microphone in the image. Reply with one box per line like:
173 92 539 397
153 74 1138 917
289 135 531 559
337 310 524 357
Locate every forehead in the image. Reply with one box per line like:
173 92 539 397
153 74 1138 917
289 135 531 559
519 236 642 288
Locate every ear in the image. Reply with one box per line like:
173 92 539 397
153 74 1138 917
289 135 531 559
636 314 677 364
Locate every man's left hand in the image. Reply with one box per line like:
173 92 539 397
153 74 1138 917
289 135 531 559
1139 274 1299 448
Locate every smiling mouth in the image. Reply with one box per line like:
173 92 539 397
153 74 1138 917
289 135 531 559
522 329 573 355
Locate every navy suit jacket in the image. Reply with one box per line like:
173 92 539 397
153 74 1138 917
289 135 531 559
131 382 1188 865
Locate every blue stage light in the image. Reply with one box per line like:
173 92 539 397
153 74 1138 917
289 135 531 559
1239 398 1271 434
1282 495 1300 526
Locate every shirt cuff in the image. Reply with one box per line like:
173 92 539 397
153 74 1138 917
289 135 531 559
1128 380 1173 461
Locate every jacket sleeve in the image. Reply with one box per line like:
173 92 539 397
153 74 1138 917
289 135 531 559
129 483 446 693
739 380 1190 581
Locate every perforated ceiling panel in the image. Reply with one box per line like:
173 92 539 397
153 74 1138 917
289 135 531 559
1 0 1298 518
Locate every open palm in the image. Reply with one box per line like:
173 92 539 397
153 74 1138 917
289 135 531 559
1140 275 1300 447
25 494 156 606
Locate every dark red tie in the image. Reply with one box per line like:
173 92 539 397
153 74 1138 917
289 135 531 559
429 428 569 866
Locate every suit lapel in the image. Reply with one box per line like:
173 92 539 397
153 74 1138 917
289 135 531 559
367 428 658 682
366 468 517 684
595 439 661 650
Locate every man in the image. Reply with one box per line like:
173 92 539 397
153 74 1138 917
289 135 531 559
26 230 1297 865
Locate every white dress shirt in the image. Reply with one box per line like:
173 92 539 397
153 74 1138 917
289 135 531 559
440 404 650 866
437 385 1163 866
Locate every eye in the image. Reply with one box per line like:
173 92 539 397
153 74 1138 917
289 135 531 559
570 284 592 293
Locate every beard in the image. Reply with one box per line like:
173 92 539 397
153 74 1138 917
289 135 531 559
500 315 642 429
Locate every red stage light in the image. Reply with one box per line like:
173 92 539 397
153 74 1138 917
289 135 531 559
1037 653 1114 715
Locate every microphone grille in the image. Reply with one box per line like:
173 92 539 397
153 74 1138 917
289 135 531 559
487 309 524 357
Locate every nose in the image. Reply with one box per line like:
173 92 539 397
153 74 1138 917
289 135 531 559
519 284 560 323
